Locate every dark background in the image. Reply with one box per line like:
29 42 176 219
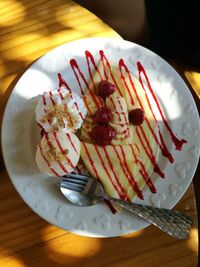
75 0 200 68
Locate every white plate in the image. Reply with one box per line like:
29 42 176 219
2 38 200 237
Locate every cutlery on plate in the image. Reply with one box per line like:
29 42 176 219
59 173 193 239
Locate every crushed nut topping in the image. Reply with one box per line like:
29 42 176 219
40 103 79 129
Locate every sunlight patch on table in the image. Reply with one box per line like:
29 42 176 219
1 32 47 51
0 19 50 47
38 224 67 241
0 0 25 26
2 34 50 61
41 228 101 264
51 29 88 44
184 71 200 98
0 251 26 267
43 234 101 257
186 228 198 254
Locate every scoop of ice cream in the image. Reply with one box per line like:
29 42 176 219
35 86 87 133
36 129 80 176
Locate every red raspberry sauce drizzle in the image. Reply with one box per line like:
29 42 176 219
41 94 52 127
115 146 144 200
99 50 128 123
53 131 75 169
57 88 64 100
100 145 130 201
70 59 102 115
41 88 77 130
137 61 187 151
49 91 56 105
84 51 123 122
119 59 174 163
99 50 123 97
42 95 46 105
56 49 187 201
94 145 129 201
58 88 74 127
108 97 122 122
66 133 79 155
85 50 103 92
57 89 75 128
136 126 164 178
38 143 59 176
81 143 100 179
116 129 129 135
129 144 156 193
44 133 69 173
57 73 84 120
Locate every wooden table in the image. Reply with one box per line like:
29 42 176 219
0 1 199 266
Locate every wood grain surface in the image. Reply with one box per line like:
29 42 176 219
0 0 199 266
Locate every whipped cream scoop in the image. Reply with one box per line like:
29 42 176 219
35 86 87 133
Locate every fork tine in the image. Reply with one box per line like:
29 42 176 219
60 178 86 186
60 180 85 189
60 182 84 192
63 173 88 182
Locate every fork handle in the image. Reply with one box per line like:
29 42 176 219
107 197 193 239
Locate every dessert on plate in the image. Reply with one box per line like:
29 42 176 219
79 60 159 202
35 50 187 210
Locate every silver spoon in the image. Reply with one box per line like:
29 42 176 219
59 173 193 239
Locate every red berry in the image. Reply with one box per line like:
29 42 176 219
129 108 145 125
91 125 116 146
93 107 113 124
98 80 116 98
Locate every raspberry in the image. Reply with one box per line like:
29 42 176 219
93 107 113 124
91 125 116 146
98 80 116 98
129 108 145 125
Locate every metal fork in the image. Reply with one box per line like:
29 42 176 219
59 173 193 239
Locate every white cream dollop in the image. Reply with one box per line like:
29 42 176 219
35 86 87 133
